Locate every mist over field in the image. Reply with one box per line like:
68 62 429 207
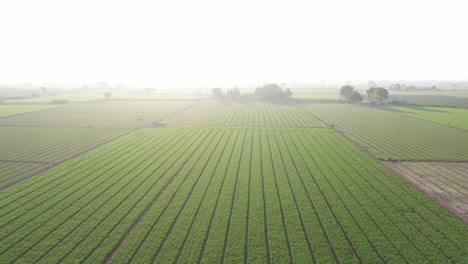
1 0 468 87
1 1 467 263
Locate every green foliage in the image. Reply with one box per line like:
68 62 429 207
384 106 468 130
339 85 354 100
307 103 468 160
0 104 60 117
0 128 466 263
349 91 363 102
1 101 466 263
165 101 325 127
366 87 389 102
254 83 293 102
226 87 241 100
211 88 224 99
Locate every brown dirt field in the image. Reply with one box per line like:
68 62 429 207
382 162 468 223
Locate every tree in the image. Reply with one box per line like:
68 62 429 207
349 91 363 102
389 83 402 91
227 87 241 100
103 91 112 101
254 83 292 102
212 88 225 99
40 86 47 95
366 87 388 102
339 85 354 101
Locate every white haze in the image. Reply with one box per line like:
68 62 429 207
0 0 467 88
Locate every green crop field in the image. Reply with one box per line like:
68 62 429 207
0 101 197 128
395 95 468 108
5 93 105 103
306 103 468 160
383 106 468 130
0 105 61 117
165 101 326 127
0 100 466 263
0 127 466 263
0 100 197 189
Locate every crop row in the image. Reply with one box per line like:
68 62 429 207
165 101 325 127
0 128 210 262
0 127 131 189
306 104 468 160
0 162 49 188
0 128 466 263
0 100 197 128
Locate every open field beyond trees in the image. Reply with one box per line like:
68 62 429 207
0 105 61 117
383 106 468 130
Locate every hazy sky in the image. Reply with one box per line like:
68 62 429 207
0 0 467 87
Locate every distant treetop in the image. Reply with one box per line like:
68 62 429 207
254 83 293 102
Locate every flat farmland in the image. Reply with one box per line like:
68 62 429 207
165 101 325 127
0 127 466 263
0 101 197 189
0 104 61 117
306 103 468 160
383 106 468 130
0 101 197 128
5 93 105 103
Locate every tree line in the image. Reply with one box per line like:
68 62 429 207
212 84 293 102
339 85 388 103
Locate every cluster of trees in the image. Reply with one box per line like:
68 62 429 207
366 87 389 102
254 83 292 102
339 85 389 103
339 85 363 102
212 84 293 102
